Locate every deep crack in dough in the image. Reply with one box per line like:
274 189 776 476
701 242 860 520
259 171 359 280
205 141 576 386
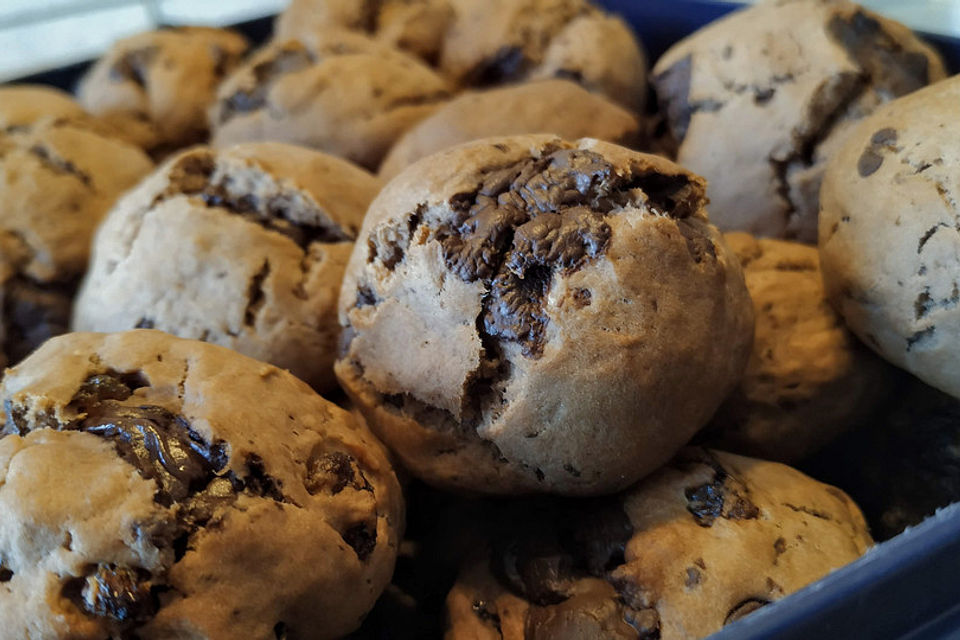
379 79 641 181
820 75 960 399
705 233 896 462
652 0 945 242
0 330 403 640
0 118 153 369
336 134 753 495
276 0 455 65
445 448 872 640
72 143 380 393
78 27 249 155
209 30 451 170
440 0 647 112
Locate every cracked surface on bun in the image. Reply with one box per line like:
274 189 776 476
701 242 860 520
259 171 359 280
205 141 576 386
446 448 872 640
73 143 380 393
336 135 754 495
0 330 402 640
652 0 945 242
820 75 960 399
209 30 451 170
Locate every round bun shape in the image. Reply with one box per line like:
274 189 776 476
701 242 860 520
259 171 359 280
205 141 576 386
72 143 381 392
208 31 451 170
0 330 403 639
446 448 872 640
379 79 641 181
275 0 455 65
78 27 249 153
819 75 960 399
706 233 895 462
336 134 754 495
652 0 945 242
440 0 647 111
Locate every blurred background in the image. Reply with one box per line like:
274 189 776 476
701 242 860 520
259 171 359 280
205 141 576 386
0 0 957 82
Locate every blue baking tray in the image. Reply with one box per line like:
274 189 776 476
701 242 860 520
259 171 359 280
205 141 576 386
596 1 960 638
12 2 960 638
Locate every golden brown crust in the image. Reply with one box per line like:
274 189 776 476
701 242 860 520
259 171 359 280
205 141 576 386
337 134 753 494
445 448 872 640
706 233 896 462
0 330 403 639
379 79 641 180
820 75 960 399
209 32 451 170
73 143 381 392
78 27 250 153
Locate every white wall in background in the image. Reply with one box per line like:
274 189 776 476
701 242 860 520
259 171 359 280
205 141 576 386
729 0 960 36
0 0 289 82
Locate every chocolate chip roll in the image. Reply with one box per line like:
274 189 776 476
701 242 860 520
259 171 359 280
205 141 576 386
336 134 753 495
652 0 945 241
0 117 153 369
78 27 249 155
0 330 403 639
447 448 872 639
73 143 380 392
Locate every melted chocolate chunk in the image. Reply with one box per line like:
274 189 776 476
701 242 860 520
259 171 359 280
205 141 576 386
437 148 688 358
65 564 155 624
490 501 639 637
67 371 229 510
828 12 930 97
241 453 286 502
70 371 147 407
464 46 528 87
497 537 578 606
724 598 770 625
82 402 224 505
109 47 159 88
684 458 759 527
305 451 373 495
685 481 726 527
0 563 12 582
343 523 377 561
857 127 899 177
2 276 74 366
483 265 553 358
220 46 314 123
